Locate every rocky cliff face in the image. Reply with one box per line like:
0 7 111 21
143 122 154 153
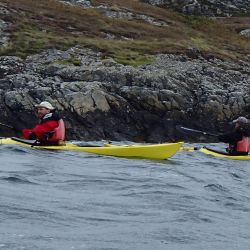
141 0 250 16
0 47 249 142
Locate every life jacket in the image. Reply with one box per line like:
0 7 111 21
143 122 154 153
47 119 65 142
236 136 250 152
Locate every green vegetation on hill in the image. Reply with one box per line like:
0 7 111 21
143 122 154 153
0 0 249 65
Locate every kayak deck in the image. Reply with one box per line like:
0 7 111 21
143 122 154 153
200 147 250 160
0 138 182 160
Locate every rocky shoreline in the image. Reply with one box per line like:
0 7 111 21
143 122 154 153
0 47 249 142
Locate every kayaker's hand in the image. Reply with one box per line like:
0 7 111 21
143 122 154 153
28 133 37 140
44 131 54 140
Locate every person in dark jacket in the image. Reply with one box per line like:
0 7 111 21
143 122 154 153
22 101 65 143
218 116 250 155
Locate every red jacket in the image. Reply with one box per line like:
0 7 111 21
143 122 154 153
22 112 61 141
22 120 59 141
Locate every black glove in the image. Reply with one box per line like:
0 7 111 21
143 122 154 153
44 131 54 140
28 133 38 140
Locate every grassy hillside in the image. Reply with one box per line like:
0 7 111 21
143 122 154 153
0 0 249 65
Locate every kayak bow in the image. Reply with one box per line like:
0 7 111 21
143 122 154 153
0 138 182 160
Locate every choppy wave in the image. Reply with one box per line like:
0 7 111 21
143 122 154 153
0 176 36 185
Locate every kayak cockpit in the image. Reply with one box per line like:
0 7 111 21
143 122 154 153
203 146 249 156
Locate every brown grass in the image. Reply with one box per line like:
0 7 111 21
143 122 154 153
0 0 249 64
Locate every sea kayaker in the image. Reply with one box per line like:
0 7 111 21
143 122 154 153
22 101 65 145
218 116 250 155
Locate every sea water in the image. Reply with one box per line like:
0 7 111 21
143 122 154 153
0 143 249 250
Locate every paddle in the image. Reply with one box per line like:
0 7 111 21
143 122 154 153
176 125 218 137
0 122 15 130
11 137 38 146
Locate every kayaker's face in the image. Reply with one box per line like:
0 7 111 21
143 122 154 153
36 107 50 118
235 122 245 131
235 122 240 129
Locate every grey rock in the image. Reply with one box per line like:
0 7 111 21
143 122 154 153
0 47 249 142
0 57 25 79
0 19 10 47
240 29 250 38
60 1 169 27
141 0 250 16
0 2 9 15
59 0 92 7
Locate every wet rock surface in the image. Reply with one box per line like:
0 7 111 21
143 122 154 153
0 47 249 142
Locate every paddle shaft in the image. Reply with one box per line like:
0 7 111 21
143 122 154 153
0 122 14 130
176 125 218 137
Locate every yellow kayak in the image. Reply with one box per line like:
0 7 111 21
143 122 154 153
0 138 182 160
199 147 250 160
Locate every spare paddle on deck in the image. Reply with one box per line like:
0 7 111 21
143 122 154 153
180 146 199 151
176 125 218 137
